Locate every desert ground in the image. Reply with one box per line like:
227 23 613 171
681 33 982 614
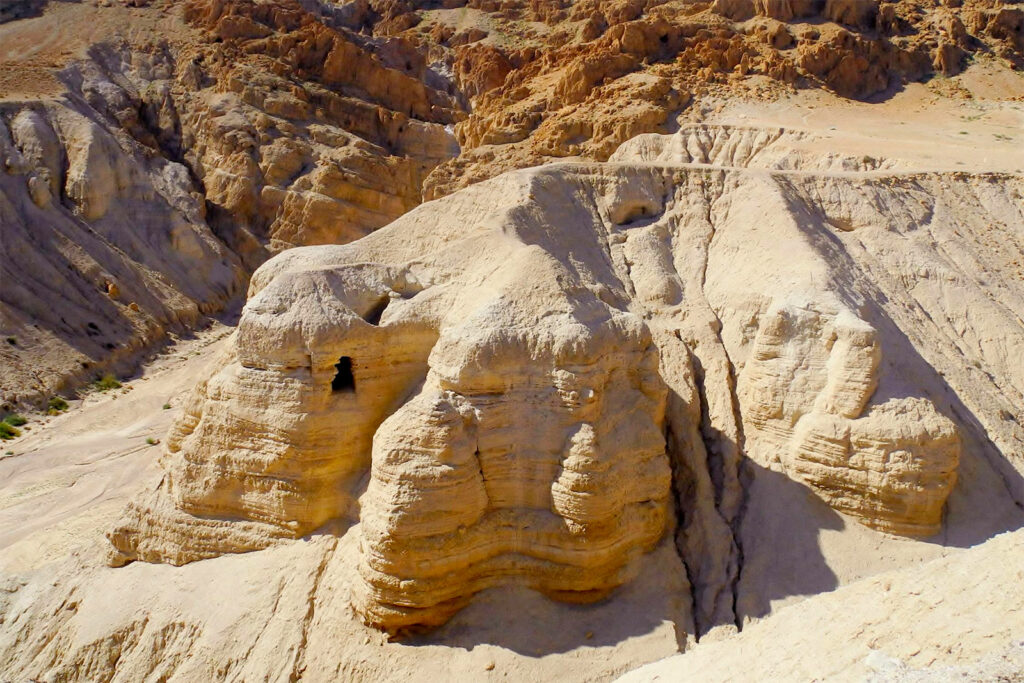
1 0 1023 680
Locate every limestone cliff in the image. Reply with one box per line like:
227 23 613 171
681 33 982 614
0 101 245 407
2 0 1022 405
108 142 1024 632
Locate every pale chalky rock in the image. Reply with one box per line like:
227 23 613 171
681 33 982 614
110 165 681 631
740 303 959 536
109 148 1024 632
0 101 246 408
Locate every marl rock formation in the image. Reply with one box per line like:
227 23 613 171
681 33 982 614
2 0 1022 406
107 126 1024 633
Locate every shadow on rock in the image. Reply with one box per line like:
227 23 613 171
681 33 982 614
734 458 843 622
402 540 691 658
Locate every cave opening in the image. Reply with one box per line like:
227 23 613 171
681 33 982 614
364 296 390 325
332 356 356 393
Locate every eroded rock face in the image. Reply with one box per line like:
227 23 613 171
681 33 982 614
109 168 680 631
4 0 1022 405
356 323 671 630
712 0 822 22
0 0 463 405
108 142 1024 632
417 0 1022 199
740 304 959 536
55 1 463 266
176 0 462 255
0 101 245 407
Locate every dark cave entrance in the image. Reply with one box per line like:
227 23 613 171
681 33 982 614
332 356 356 393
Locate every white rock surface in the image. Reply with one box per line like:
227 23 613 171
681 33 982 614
108 148 1024 634
2 119 1023 679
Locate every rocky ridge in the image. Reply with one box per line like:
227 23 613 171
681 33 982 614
1 0 462 406
2 0 1023 406
106 125 1024 635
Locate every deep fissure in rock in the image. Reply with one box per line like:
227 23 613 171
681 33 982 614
665 420 702 642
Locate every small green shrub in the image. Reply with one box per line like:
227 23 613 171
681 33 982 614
92 374 122 391
146 437 158 446
48 396 69 413
162 403 172 410
3 414 27 427
0 423 20 440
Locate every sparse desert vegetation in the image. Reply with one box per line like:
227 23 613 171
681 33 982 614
91 374 121 392
46 397 68 415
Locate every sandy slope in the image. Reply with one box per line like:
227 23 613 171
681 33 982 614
701 71 1024 175
619 528 1024 682
0 323 235 574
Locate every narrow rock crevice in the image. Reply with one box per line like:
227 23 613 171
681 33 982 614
687 342 748 632
664 421 703 642
728 458 751 631
690 353 725 509
699 303 750 632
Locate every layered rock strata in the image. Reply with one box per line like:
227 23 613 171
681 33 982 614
0 0 463 405
0 101 245 406
740 304 959 536
109 147 1024 631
